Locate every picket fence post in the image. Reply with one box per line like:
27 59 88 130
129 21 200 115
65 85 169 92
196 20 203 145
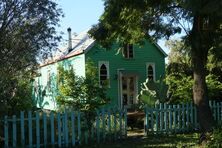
57 113 61 147
36 112 40 148
71 112 75 146
96 110 100 143
119 109 123 139
190 103 194 128
20 111 25 147
124 107 127 137
169 105 172 131
107 108 111 141
28 111 32 147
159 103 163 131
217 102 220 121
77 111 81 144
102 108 105 142
43 112 47 146
50 112 55 145
221 102 222 121
64 112 69 147
4 116 8 147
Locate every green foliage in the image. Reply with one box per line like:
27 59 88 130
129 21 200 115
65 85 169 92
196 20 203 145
0 73 35 116
0 0 62 115
89 0 222 133
56 60 109 130
56 61 108 111
207 127 222 147
166 40 222 103
166 73 193 104
137 77 168 107
206 74 222 100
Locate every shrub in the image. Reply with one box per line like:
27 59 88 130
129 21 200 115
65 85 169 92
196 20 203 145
207 127 222 147
56 60 109 131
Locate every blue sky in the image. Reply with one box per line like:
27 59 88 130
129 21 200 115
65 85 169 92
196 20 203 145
57 0 104 34
57 0 168 54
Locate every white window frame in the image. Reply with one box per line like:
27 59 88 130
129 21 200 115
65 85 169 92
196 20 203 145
98 61 110 87
123 44 134 59
146 63 156 81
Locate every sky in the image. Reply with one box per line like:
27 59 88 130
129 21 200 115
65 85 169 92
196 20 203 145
57 0 104 34
57 0 168 54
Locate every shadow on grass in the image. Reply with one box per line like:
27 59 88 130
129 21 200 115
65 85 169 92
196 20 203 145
77 133 199 148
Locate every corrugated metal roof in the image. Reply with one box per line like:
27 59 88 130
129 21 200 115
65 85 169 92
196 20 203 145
65 29 95 58
40 29 167 67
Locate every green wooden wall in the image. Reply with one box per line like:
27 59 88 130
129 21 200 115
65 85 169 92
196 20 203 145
33 54 86 110
34 40 165 110
86 41 166 107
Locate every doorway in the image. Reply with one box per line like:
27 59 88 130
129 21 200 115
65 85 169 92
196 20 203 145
121 75 137 109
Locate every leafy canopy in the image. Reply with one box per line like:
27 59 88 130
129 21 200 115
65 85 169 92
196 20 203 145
0 0 63 114
166 40 222 103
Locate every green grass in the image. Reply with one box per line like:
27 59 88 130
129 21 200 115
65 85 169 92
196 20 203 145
78 132 199 148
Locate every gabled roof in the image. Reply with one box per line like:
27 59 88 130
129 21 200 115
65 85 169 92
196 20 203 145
64 29 167 58
65 29 95 58
153 42 168 57
40 29 167 67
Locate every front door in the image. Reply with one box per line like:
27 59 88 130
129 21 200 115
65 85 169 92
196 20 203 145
121 75 137 108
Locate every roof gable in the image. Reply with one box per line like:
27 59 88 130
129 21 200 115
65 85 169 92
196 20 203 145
41 29 167 67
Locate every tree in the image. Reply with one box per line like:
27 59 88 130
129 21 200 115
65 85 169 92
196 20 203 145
165 39 193 103
89 0 222 138
166 40 222 103
0 0 63 114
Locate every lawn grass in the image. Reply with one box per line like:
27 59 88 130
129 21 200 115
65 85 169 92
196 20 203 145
78 132 200 148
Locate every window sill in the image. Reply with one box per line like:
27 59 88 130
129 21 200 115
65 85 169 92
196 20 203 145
122 58 135 60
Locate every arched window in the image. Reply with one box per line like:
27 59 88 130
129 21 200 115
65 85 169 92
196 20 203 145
147 63 155 81
99 61 109 87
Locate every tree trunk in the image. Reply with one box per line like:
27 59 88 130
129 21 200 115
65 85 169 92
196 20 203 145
191 16 214 134
192 52 214 132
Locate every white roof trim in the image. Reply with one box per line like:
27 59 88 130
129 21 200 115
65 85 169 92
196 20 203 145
153 42 168 57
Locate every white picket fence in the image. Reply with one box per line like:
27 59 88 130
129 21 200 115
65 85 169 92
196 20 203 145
1 107 127 147
145 101 222 134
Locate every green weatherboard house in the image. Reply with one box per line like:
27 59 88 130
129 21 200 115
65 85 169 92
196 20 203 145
33 28 167 110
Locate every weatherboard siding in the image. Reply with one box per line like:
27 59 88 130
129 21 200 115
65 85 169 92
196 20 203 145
34 39 165 110
35 63 58 110
86 41 165 107
59 54 86 77
34 54 86 110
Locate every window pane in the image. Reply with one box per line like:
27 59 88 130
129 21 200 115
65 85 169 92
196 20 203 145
148 65 154 80
100 63 108 86
129 77 134 91
130 94 134 104
122 77 127 90
100 64 107 77
123 94 127 105
129 47 133 58
123 44 128 58
100 69 107 75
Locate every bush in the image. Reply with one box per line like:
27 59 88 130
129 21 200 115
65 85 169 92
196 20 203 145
0 74 35 116
56 60 109 130
207 127 222 147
